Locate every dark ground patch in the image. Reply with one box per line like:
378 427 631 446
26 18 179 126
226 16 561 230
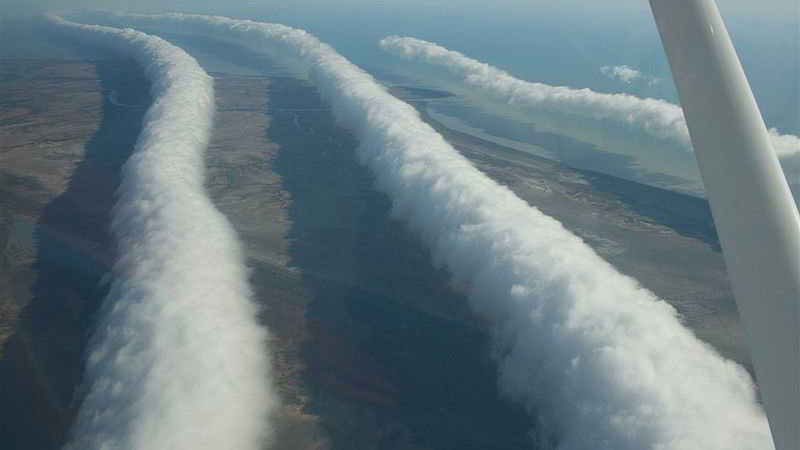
0 59 148 450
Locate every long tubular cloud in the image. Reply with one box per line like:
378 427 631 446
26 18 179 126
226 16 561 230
379 35 800 159
107 12 773 449
45 16 276 450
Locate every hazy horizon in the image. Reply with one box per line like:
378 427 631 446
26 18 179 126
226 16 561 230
4 2 798 136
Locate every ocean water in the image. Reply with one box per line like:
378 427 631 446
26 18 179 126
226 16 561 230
224 5 798 135
3 6 797 197
3 6 798 134
208 5 799 197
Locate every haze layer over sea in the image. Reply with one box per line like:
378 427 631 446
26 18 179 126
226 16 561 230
3 4 797 198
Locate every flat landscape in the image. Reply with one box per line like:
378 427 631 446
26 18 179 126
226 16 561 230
0 58 149 448
409 91 746 367
1 58 748 450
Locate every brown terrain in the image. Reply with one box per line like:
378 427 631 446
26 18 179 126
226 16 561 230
0 60 533 449
206 74 534 449
1 59 149 448
0 56 747 450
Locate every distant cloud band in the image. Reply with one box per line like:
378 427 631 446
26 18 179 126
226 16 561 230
379 35 799 159
45 16 277 450
105 12 773 449
600 64 659 85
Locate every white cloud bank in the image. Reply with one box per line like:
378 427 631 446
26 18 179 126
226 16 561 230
104 12 774 449
45 16 277 450
379 36 799 160
600 64 659 85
